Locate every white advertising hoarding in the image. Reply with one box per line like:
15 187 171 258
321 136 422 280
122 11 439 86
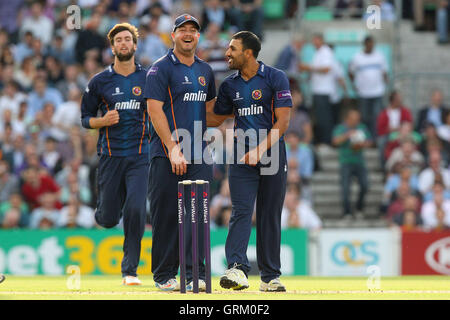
318 228 400 276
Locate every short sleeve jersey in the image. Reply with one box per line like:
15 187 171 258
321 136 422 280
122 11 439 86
81 63 149 157
144 49 216 161
214 62 292 147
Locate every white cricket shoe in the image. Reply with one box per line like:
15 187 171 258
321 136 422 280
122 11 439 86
155 278 180 291
219 264 249 290
259 278 286 292
122 276 142 286
187 279 206 292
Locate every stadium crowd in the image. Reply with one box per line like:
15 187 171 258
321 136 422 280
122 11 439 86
0 0 449 232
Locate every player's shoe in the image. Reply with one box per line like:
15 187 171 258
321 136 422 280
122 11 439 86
259 278 286 292
0 274 5 284
155 278 180 291
186 279 206 292
122 276 142 286
219 264 249 290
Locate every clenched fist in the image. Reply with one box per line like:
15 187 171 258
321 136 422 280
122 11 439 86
102 110 120 126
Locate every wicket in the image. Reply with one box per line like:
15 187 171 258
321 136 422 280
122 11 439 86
177 180 211 294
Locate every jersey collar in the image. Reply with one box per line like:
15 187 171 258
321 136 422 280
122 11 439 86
232 61 266 79
167 49 200 65
108 62 143 75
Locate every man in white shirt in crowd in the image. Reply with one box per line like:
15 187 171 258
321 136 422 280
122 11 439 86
281 183 322 230
418 151 450 195
421 182 450 230
300 33 336 146
349 35 389 140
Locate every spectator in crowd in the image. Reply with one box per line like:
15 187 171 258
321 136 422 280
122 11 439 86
332 108 372 218
13 56 37 92
210 178 232 226
386 184 422 221
13 31 34 65
197 23 230 80
232 0 264 40
0 0 24 40
385 138 425 175
41 136 64 176
144 2 173 34
418 122 449 164
384 121 422 161
75 12 107 64
0 192 29 229
436 0 449 44
0 81 27 120
423 179 450 202
172 0 203 19
21 166 62 210
285 131 314 200
300 33 336 145
334 0 364 18
56 160 92 206
437 111 450 142
215 205 232 227
414 0 443 31
202 0 227 31
363 0 396 22
51 88 82 141
274 34 304 77
382 166 420 208
418 150 450 195
57 195 95 229
416 89 449 133
81 131 99 208
376 91 413 166
281 183 322 230
395 209 422 231
329 44 347 127
29 192 60 229
421 184 450 230
20 0 54 47
136 19 167 68
0 160 19 203
26 77 63 120
55 64 84 100
349 36 389 140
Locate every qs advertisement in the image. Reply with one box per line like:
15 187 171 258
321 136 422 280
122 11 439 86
318 229 399 276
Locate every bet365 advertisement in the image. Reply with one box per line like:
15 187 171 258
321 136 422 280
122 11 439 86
0 229 308 276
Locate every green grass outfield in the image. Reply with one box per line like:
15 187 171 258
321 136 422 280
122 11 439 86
0 275 450 300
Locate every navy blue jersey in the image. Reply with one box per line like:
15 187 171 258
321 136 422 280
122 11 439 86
214 62 292 147
81 63 149 157
144 49 216 162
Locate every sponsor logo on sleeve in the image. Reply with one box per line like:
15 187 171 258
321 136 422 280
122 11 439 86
277 90 291 100
148 66 158 76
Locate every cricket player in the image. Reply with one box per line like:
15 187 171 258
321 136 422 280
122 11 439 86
81 23 149 285
144 14 216 291
209 31 292 291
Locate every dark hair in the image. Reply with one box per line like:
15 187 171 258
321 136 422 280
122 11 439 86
107 23 139 46
389 90 399 103
232 31 261 58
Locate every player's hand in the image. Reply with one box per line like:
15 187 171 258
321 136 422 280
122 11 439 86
240 148 262 166
102 110 120 126
169 144 188 175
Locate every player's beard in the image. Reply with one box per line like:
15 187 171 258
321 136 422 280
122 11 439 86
115 47 136 61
